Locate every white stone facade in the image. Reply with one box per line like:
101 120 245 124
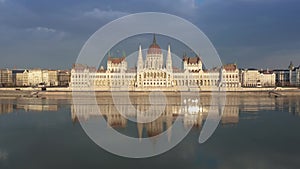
71 36 241 91
27 69 58 87
260 71 276 87
241 69 276 87
240 69 260 87
15 70 29 86
0 69 13 87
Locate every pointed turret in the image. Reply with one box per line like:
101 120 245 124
137 44 143 72
166 44 172 72
289 61 294 70
289 61 294 85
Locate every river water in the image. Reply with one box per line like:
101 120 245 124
0 95 300 169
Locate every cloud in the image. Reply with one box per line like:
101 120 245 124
0 0 6 3
26 26 56 33
83 8 129 20
25 26 66 40
0 0 299 69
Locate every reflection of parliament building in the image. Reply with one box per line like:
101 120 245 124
0 101 13 114
71 95 241 138
71 95 300 138
1 96 300 139
71 35 241 91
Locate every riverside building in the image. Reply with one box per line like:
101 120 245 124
71 35 241 91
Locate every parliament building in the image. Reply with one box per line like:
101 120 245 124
71 35 241 91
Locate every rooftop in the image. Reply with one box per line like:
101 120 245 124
108 57 126 64
223 64 237 71
147 34 162 55
183 56 201 64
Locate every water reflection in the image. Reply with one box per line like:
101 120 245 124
1 95 300 168
1 95 300 138
0 98 59 113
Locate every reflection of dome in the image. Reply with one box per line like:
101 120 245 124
147 34 162 54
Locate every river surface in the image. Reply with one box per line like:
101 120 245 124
0 95 300 169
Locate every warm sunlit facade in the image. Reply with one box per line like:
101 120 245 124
71 35 241 91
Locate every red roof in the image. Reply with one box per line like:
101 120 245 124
108 57 126 64
223 64 237 71
147 34 162 54
147 43 162 54
183 56 201 64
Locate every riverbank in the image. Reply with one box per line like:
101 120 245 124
1 87 300 97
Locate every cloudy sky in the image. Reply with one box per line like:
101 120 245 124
0 0 299 70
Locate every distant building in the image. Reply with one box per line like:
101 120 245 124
273 69 290 86
273 62 300 87
0 69 13 87
27 69 58 87
289 62 300 87
295 68 300 86
240 69 260 87
240 69 275 87
12 70 24 86
15 70 29 86
57 70 71 87
48 70 58 86
259 70 276 87
27 69 43 86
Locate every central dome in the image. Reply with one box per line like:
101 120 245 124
147 34 162 54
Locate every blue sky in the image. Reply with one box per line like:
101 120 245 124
0 0 299 70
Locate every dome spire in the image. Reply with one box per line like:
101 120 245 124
153 34 156 44
147 34 162 55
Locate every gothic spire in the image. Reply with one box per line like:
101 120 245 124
153 34 156 44
166 44 172 72
137 44 143 71
289 61 294 70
